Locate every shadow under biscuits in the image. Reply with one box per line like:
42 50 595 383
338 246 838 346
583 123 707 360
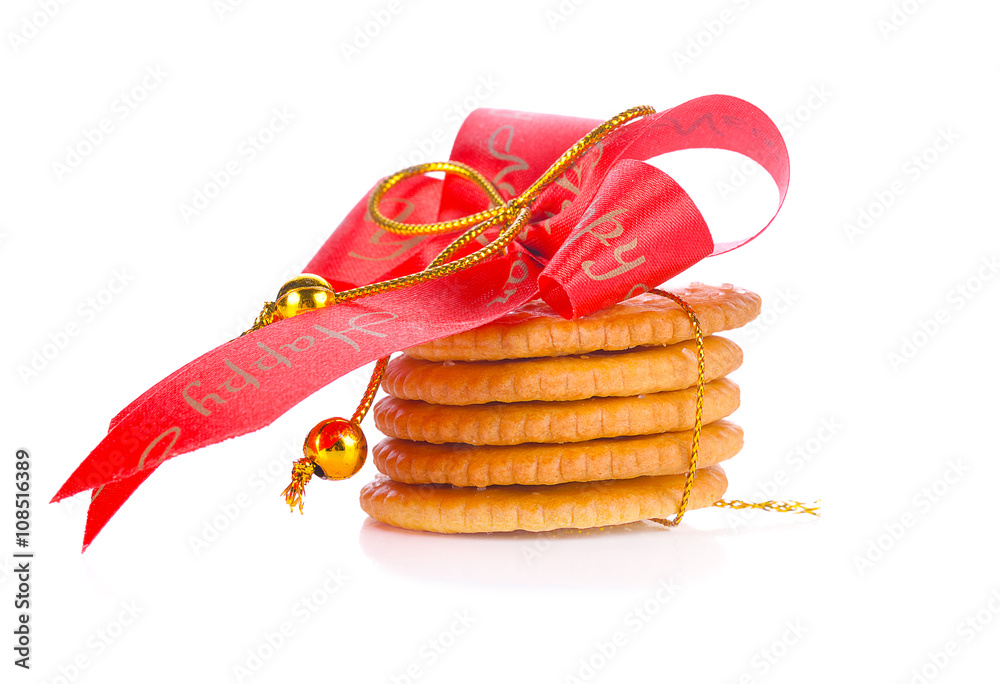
357 516 727 590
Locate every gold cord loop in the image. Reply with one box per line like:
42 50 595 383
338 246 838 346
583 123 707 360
367 161 507 236
367 105 656 240
247 105 656 338
335 106 656 309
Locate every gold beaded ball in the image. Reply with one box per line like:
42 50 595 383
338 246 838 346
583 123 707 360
304 418 367 480
275 273 335 320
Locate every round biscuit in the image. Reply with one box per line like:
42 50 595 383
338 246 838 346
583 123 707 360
404 284 760 361
373 419 743 486
359 465 729 533
383 336 742 405
373 378 740 445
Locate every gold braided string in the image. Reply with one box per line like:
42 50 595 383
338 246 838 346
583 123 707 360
351 356 389 425
242 301 278 336
247 104 819 524
648 289 705 527
646 288 819 524
714 499 821 515
366 106 655 239
342 105 657 305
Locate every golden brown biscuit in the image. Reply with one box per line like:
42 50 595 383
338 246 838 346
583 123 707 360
373 378 739 445
382 336 742 405
404 284 760 362
359 465 728 533
373 419 742 486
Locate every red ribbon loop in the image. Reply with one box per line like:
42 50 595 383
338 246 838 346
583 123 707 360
54 95 789 551
537 158 713 318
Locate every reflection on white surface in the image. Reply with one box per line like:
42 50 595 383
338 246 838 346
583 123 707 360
358 517 727 588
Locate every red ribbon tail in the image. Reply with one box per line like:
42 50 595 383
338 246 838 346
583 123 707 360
81 468 156 552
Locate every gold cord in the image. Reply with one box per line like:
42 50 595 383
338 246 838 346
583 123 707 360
343 105 656 305
242 301 278 336
714 499 821 515
366 107 655 239
648 289 705 527
350 355 389 425
646 288 819 525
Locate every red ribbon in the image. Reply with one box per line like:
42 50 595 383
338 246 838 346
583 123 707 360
53 95 789 551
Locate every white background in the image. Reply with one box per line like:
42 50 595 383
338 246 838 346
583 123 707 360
3 1 999 682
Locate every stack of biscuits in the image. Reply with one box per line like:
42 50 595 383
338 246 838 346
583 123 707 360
360 284 761 534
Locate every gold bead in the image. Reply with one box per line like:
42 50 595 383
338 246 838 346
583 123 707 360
303 418 367 480
274 273 335 320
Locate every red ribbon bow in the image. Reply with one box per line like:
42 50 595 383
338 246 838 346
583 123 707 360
53 95 790 551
